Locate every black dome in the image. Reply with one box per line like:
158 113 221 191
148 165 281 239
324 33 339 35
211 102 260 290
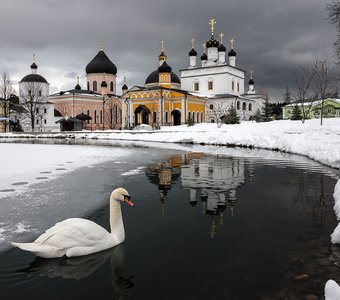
86 50 117 75
30 62 38 69
228 49 237 57
189 48 197 56
122 84 128 90
249 79 254 85
101 80 107 87
218 43 226 52
75 83 81 90
201 53 207 60
20 74 48 84
158 61 172 73
206 36 219 48
145 70 180 85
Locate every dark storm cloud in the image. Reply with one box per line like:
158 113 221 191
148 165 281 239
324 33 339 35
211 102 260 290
0 0 337 99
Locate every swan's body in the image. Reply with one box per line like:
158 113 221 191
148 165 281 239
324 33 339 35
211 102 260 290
11 188 134 258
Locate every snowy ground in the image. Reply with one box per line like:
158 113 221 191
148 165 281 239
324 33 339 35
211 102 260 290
1 118 340 299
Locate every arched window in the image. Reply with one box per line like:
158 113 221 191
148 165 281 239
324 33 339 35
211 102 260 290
93 81 97 91
237 82 240 92
210 119 215 123
94 110 97 123
242 102 246 110
236 101 240 110
165 111 168 124
248 103 252 111
110 109 113 124
232 81 235 91
44 108 47 114
196 112 199 122
100 110 103 124
110 82 114 92
201 112 204 122
209 104 214 110
192 112 195 122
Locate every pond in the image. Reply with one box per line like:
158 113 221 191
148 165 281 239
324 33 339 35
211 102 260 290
0 141 339 299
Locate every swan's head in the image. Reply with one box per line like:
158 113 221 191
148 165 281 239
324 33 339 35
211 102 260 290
111 188 134 207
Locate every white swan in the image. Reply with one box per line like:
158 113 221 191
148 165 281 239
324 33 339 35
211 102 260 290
11 187 134 258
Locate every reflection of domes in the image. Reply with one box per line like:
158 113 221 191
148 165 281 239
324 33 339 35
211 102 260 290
158 61 172 73
189 48 197 56
228 49 237 57
20 74 48 83
86 50 117 75
145 70 180 85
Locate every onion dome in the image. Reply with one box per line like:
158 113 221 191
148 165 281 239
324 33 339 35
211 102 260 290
75 83 81 90
228 49 237 57
201 53 208 61
249 78 254 85
86 50 117 75
158 61 172 73
145 70 180 85
101 80 107 88
20 74 48 84
206 36 219 48
30 62 38 69
189 48 197 56
218 43 226 52
122 83 128 90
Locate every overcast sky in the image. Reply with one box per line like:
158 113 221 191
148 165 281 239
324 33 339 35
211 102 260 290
0 0 337 100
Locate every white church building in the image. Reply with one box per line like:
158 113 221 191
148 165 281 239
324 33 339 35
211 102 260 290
180 19 265 122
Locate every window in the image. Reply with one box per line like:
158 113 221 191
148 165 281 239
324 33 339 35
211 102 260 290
237 83 240 92
197 112 199 122
87 82 90 90
248 103 252 111
327 108 332 113
29 90 32 96
44 108 47 114
93 81 97 91
209 104 214 110
192 112 195 121
153 111 157 123
87 110 90 116
194 82 199 91
36 119 39 124
242 102 246 110
36 108 39 114
100 110 103 124
94 110 97 123
165 111 168 123
236 101 240 110
110 109 113 124
208 81 213 90
110 82 114 92
38 91 42 97
232 81 235 91
210 119 215 123
44 119 47 124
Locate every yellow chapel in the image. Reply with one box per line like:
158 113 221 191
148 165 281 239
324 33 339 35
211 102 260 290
122 43 206 129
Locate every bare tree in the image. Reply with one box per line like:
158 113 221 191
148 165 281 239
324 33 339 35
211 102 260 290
282 85 292 104
326 1 340 61
313 58 336 125
0 72 16 131
207 101 229 128
19 82 47 132
292 66 314 123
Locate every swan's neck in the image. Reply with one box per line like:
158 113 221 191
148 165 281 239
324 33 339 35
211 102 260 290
110 200 125 242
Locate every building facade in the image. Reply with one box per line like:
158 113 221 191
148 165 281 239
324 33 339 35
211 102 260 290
122 45 206 129
50 47 122 130
180 19 265 122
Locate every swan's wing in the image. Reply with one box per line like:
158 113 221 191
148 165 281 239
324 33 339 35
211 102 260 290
34 218 110 249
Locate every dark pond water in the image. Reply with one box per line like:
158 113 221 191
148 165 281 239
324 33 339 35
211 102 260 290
0 143 339 300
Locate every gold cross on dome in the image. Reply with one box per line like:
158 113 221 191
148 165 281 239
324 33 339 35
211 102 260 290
230 38 235 49
219 32 224 44
191 38 195 48
209 18 216 33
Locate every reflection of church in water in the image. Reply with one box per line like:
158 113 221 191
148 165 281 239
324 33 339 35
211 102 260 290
145 153 254 238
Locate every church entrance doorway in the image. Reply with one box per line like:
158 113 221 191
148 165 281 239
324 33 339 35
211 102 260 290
171 110 181 126
134 105 150 126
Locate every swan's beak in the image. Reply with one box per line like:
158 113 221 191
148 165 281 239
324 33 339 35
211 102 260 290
124 195 134 207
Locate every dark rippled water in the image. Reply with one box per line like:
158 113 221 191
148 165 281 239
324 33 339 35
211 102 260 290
0 145 339 300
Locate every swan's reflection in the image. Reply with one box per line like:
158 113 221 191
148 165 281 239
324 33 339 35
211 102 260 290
20 244 134 298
